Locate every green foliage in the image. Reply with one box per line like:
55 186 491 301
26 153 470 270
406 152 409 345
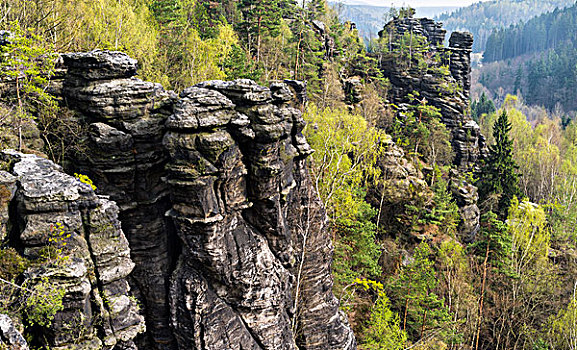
429 174 461 236
23 276 66 328
471 92 496 122
0 248 28 281
0 21 57 151
0 222 69 331
546 293 577 349
237 0 290 61
477 109 521 215
402 173 459 240
388 242 452 341
388 93 453 166
470 211 511 268
333 203 382 289
437 0 574 52
223 45 263 81
507 198 550 277
303 104 386 220
362 290 407 349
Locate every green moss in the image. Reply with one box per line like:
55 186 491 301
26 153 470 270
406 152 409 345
0 248 29 281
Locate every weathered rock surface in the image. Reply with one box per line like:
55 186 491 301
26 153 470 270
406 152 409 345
450 170 480 243
50 51 355 349
0 314 28 350
379 17 447 47
366 136 433 238
164 80 354 350
1 150 144 349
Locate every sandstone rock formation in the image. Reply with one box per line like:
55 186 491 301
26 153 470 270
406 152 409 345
165 80 354 349
43 50 356 349
377 17 485 241
367 136 431 235
61 50 177 348
0 150 144 349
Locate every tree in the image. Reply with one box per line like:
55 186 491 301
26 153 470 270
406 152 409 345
237 0 289 62
362 289 407 349
471 92 496 122
477 110 521 215
388 242 452 341
0 22 57 151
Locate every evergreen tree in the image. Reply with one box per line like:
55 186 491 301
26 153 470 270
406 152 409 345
471 92 496 122
388 242 452 341
307 0 326 20
237 0 291 62
477 110 521 215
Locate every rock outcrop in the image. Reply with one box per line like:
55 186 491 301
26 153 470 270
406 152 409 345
40 51 356 349
61 50 178 348
0 150 144 349
377 17 484 240
379 17 446 47
165 80 354 349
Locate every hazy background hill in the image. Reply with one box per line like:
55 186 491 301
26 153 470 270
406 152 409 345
331 3 457 42
436 0 575 52
473 2 577 112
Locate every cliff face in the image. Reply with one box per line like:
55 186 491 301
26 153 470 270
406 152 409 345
10 50 355 349
378 17 484 242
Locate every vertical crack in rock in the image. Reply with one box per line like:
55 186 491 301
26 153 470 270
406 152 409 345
1 150 144 349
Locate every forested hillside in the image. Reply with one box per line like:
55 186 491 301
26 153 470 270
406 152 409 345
475 2 577 112
2 1 577 349
436 0 574 52
484 2 577 62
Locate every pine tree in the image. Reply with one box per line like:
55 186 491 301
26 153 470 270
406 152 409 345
477 110 521 215
307 0 326 20
237 0 290 62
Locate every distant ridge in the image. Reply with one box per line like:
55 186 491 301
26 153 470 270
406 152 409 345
436 0 575 52
331 2 458 42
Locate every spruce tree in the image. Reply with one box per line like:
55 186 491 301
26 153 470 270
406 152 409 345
477 110 521 215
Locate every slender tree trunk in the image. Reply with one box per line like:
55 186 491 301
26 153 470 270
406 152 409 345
420 307 428 339
475 243 491 350
403 294 410 331
256 16 262 63
16 75 22 151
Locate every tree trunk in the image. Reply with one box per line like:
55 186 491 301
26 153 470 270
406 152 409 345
475 243 491 350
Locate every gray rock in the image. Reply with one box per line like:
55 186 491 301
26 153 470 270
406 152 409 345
53 50 355 350
62 50 138 80
0 171 17 242
0 314 28 350
164 78 355 349
196 79 272 105
377 17 484 240
0 151 144 349
61 50 177 349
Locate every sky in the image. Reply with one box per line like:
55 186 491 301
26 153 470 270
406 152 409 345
342 0 492 7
